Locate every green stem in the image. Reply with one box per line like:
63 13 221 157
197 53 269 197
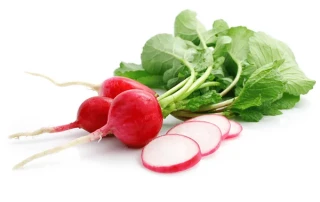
197 97 237 112
220 54 242 96
171 110 209 118
177 65 213 101
159 61 195 109
198 32 208 49
157 77 189 101
198 81 220 89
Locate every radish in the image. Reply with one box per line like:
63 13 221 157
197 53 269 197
225 120 242 139
141 134 201 173
186 114 231 139
166 121 222 156
26 72 157 98
8 96 113 139
12 89 163 169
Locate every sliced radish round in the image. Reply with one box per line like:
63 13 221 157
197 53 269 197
187 114 231 138
166 121 222 156
141 134 201 173
225 120 242 139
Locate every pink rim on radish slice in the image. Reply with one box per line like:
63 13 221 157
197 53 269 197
166 121 222 156
186 114 231 139
141 134 201 173
225 120 242 139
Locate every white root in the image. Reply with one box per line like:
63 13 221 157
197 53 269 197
25 71 100 92
12 135 92 170
8 127 54 139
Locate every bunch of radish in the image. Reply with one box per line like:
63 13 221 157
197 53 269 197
9 76 162 169
9 74 242 173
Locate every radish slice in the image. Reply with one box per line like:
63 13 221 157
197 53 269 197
187 114 231 139
225 120 242 139
166 121 222 156
141 134 201 173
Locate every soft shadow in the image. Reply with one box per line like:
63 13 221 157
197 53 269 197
76 136 132 159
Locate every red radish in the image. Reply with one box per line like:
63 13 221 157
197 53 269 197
187 114 231 139
12 89 163 169
141 134 201 173
8 96 113 139
25 72 157 98
225 120 242 139
166 121 222 156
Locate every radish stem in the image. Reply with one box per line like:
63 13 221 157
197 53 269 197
219 54 242 96
25 71 100 92
178 65 213 101
198 97 237 112
12 135 94 169
157 77 189 101
198 81 220 89
159 61 195 109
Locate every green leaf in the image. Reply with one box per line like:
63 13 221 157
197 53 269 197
192 48 214 72
213 36 232 59
141 34 193 75
184 90 222 111
163 63 185 83
226 26 254 62
212 19 229 35
271 93 300 109
114 62 165 88
248 32 316 95
135 75 165 89
257 103 283 116
233 108 264 122
231 60 286 110
174 9 207 47
202 30 217 46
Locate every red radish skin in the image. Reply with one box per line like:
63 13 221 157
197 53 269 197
225 120 242 140
8 96 113 139
25 72 157 98
141 134 201 173
187 114 231 139
166 121 222 156
98 76 157 98
12 89 163 169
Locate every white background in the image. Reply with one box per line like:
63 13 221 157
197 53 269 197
1 0 319 201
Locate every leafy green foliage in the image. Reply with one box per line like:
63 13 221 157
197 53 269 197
114 62 165 88
248 32 316 95
113 9 316 122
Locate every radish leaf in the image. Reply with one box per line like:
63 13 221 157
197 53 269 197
248 32 316 95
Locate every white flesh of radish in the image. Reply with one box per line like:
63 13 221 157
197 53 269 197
166 121 222 156
187 114 231 138
225 120 242 139
141 134 201 173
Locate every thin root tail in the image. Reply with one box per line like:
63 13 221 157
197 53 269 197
25 71 100 92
